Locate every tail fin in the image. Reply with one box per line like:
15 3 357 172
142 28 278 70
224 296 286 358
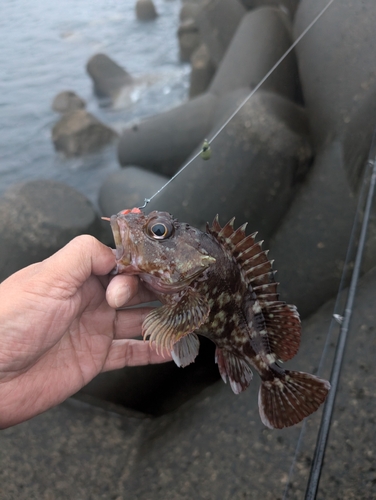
258 370 330 429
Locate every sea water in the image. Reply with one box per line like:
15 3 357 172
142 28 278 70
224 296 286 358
0 0 189 206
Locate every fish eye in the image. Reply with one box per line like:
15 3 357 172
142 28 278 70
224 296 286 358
151 223 168 238
146 218 174 240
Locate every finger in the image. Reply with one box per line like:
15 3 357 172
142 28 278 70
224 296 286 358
113 307 155 339
41 236 116 295
101 339 172 372
106 274 156 308
106 274 138 308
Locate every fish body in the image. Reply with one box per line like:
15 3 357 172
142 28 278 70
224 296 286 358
110 208 330 429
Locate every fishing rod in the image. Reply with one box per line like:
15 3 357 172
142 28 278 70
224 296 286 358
283 126 376 499
304 126 376 499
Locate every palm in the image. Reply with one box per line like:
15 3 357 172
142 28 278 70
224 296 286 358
0 236 169 428
35 275 116 390
1 272 113 420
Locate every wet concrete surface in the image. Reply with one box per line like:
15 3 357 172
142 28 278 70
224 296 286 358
2 267 376 499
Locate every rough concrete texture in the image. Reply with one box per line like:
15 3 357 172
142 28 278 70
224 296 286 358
294 0 376 189
259 1 376 318
240 0 299 17
269 141 358 318
2 266 376 499
0 180 101 282
180 1 203 23
209 7 301 103
177 18 201 62
189 43 216 98
196 0 246 66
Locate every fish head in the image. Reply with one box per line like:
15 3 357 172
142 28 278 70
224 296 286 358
110 208 216 293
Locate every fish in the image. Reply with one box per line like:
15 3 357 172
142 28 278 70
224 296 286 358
108 207 330 429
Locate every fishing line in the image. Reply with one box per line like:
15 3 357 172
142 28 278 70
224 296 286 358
138 0 336 209
281 135 375 500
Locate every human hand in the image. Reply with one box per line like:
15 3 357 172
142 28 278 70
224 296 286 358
0 235 171 428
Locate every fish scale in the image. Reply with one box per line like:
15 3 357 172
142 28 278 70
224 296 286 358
109 209 330 429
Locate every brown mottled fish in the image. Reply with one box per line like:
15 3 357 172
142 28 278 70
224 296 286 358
108 208 330 429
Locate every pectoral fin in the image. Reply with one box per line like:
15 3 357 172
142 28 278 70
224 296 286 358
142 288 210 352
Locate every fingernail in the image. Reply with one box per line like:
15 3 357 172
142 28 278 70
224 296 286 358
114 289 125 308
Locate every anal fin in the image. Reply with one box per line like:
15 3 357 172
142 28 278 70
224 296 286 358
171 333 200 368
215 348 253 394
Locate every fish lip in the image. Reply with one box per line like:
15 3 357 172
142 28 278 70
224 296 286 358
140 273 194 294
110 215 131 265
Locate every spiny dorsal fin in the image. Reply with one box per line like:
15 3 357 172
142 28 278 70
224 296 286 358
252 282 279 296
209 217 299 362
230 222 248 246
248 271 277 288
245 261 274 279
243 249 270 268
218 217 235 239
257 292 280 302
208 216 276 293
208 216 255 250
208 214 222 236
233 233 259 254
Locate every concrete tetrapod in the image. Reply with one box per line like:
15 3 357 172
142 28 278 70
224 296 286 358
209 7 302 103
196 0 246 66
0 180 101 282
294 0 376 187
145 88 312 241
118 92 218 177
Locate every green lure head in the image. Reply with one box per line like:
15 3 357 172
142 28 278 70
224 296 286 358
200 139 211 160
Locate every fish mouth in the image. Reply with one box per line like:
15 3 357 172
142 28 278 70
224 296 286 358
110 215 132 267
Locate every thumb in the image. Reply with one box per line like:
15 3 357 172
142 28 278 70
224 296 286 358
42 235 116 293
